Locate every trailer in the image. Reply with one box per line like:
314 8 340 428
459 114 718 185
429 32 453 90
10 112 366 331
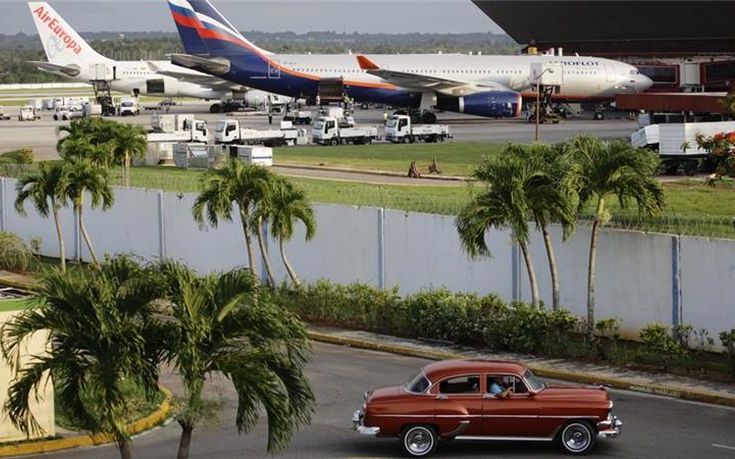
384 115 451 143
214 119 306 146
312 116 379 145
148 119 208 143
631 120 735 175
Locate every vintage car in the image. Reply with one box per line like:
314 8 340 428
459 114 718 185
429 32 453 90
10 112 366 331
353 359 621 457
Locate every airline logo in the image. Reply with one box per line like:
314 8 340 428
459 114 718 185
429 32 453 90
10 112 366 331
33 5 82 56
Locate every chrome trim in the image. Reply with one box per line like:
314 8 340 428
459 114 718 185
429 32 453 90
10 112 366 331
597 415 622 439
455 435 553 442
352 409 380 436
373 414 440 418
538 415 599 419
484 414 537 418
443 420 470 438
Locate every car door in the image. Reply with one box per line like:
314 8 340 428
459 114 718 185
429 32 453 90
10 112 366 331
482 374 540 438
434 374 484 436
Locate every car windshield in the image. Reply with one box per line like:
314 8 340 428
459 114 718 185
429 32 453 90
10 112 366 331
312 120 325 131
524 369 545 392
216 121 227 133
386 118 398 128
121 102 134 107
405 371 431 394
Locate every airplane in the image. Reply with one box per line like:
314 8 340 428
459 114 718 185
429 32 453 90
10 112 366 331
27 2 291 113
165 0 653 123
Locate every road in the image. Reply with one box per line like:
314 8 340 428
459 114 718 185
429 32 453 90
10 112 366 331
0 103 639 162
41 343 735 458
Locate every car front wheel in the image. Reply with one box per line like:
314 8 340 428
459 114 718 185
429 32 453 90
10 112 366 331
401 425 437 457
558 421 596 455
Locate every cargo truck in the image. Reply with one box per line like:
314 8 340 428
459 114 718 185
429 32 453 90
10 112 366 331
312 116 379 145
214 119 306 146
384 115 452 143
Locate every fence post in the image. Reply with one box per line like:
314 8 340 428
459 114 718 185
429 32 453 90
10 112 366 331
0 177 6 233
74 208 82 262
157 191 166 259
672 235 683 327
377 208 385 289
511 242 521 302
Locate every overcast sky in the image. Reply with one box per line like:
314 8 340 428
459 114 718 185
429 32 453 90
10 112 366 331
1 0 502 34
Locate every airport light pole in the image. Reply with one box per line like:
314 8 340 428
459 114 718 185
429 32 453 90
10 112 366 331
534 68 554 143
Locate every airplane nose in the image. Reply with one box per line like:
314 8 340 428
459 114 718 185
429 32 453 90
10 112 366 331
637 74 653 91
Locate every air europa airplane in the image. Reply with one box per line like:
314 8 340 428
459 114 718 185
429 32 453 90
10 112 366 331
28 2 290 112
166 0 653 123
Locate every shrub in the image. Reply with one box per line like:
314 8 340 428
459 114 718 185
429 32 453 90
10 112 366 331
637 324 689 369
595 318 622 360
720 329 735 377
0 232 33 272
0 148 33 164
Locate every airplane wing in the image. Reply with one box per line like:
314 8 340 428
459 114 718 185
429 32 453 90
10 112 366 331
146 62 247 91
356 55 512 95
170 54 231 75
28 61 81 77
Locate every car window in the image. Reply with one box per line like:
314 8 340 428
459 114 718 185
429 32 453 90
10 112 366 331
487 375 528 395
439 375 480 394
405 372 431 394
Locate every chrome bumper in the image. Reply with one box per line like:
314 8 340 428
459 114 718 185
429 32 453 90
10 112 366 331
352 409 380 436
597 415 622 438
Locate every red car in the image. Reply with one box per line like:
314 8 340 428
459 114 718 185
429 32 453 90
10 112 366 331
353 359 621 457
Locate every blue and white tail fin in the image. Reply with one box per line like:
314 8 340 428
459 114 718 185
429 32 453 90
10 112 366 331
28 2 111 64
167 0 271 57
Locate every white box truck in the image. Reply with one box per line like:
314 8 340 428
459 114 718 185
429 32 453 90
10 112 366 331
384 115 451 143
148 119 209 144
312 116 379 145
214 119 305 146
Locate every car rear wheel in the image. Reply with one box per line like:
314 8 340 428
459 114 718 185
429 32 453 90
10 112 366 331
558 421 596 455
401 425 438 457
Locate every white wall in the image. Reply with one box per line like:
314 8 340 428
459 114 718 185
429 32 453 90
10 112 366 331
2 178 734 344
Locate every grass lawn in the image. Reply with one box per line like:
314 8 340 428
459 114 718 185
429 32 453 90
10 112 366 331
0 298 33 312
274 142 507 177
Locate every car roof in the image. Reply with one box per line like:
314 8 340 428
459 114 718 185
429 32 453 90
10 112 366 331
422 360 528 382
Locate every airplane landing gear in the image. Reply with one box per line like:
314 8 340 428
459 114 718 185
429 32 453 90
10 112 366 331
210 103 222 113
421 112 437 124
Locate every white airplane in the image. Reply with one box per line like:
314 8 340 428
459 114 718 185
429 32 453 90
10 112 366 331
27 2 290 113
166 0 653 123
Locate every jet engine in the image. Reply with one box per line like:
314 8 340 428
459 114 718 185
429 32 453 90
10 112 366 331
436 91 522 118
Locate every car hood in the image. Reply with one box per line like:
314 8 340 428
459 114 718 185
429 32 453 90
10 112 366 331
367 385 405 403
536 384 610 402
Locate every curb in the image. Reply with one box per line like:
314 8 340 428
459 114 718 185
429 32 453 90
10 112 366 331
0 386 174 457
308 331 735 409
275 163 471 183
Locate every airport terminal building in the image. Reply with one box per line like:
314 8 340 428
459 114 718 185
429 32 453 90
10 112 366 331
473 1 735 93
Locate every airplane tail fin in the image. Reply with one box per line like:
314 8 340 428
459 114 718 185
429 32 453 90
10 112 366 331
28 2 110 64
167 0 272 57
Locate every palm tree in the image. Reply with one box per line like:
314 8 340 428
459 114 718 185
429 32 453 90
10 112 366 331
567 136 665 336
149 260 314 459
59 136 115 168
14 162 69 272
1 257 164 459
112 123 148 186
508 144 576 310
264 179 316 288
192 161 274 280
64 158 115 265
456 154 542 308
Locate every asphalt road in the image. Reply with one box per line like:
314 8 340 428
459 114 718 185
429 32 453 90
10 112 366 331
0 103 639 163
39 343 735 459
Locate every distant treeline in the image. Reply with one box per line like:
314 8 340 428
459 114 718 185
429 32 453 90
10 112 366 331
0 31 519 84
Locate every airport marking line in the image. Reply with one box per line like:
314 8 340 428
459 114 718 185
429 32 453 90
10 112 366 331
712 443 735 451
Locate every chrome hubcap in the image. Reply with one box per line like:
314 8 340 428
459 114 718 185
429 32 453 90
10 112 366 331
563 424 590 452
406 428 433 455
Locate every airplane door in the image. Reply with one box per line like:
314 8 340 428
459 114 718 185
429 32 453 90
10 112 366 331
268 60 281 79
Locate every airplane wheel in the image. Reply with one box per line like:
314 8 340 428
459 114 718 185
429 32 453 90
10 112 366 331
593 112 604 121
210 104 222 114
421 112 437 124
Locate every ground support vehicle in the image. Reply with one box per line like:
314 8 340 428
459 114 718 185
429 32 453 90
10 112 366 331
312 116 379 145
151 114 195 133
384 115 451 144
631 120 735 175
118 97 140 116
148 119 209 144
18 106 41 121
283 110 313 125
353 359 621 457
214 119 305 147
0 107 11 121
53 106 83 121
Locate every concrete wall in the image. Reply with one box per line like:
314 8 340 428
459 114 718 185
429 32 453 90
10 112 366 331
0 312 54 443
0 83 90 91
2 178 734 344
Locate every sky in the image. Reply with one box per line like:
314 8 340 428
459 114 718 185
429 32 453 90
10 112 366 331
1 0 503 35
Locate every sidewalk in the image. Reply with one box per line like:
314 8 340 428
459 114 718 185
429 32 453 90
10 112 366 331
308 325 735 408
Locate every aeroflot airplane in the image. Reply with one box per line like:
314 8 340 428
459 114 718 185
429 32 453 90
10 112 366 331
166 0 653 122
27 2 289 112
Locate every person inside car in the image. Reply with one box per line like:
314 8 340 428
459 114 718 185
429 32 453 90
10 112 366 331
488 376 513 399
